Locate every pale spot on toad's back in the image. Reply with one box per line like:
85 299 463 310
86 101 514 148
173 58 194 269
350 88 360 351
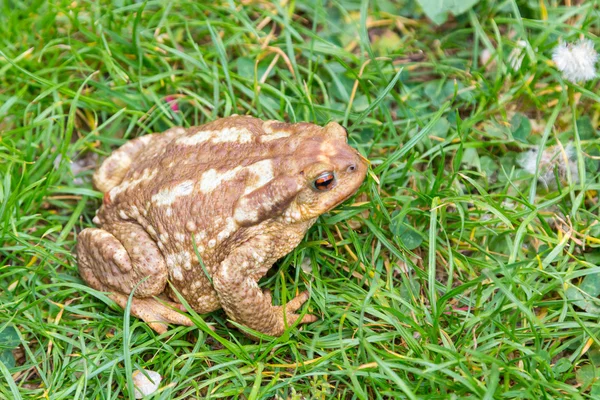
243 159 274 195
259 131 291 142
177 127 252 146
152 180 194 206
262 120 276 133
212 127 252 143
175 232 185 242
260 120 291 141
199 167 242 193
175 130 212 146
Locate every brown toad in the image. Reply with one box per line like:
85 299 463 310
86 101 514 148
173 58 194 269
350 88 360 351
77 116 367 337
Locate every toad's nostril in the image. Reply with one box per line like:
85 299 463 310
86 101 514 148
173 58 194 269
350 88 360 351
347 164 356 173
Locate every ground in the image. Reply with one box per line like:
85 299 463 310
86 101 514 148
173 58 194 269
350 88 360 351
1 0 600 399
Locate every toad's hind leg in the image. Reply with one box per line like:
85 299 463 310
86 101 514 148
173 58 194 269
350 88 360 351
77 222 193 333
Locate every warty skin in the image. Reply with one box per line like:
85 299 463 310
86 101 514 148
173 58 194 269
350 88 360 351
77 115 367 337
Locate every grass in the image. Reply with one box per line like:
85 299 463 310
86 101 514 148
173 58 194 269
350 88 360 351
1 0 600 398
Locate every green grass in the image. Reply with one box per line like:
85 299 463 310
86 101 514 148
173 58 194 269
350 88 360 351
1 0 600 398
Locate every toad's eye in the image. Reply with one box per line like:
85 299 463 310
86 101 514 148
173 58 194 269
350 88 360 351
313 172 336 191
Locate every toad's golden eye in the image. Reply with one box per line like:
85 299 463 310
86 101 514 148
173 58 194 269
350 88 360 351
313 172 336 191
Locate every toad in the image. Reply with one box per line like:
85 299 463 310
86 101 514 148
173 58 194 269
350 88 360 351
77 116 367 337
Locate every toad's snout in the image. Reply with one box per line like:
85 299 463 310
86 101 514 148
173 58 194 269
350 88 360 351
338 145 368 183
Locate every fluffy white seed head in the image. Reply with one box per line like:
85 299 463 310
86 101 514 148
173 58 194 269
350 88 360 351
552 39 598 83
518 143 578 188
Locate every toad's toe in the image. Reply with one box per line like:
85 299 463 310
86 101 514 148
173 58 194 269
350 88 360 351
110 293 194 333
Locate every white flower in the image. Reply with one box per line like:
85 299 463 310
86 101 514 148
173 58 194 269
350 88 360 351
518 143 578 188
132 369 162 399
552 39 598 82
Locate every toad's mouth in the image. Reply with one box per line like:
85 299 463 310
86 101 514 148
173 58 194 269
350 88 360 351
329 186 362 210
341 189 358 204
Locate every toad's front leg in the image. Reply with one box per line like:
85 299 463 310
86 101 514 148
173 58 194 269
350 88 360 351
212 250 317 338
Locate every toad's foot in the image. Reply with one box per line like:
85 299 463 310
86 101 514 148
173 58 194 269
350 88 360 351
276 291 318 328
227 291 317 338
110 293 194 334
